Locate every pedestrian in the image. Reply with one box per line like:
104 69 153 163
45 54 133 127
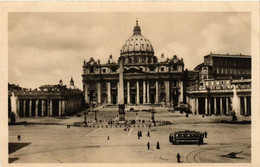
17 135 21 141
202 132 204 138
177 153 181 163
107 136 110 140
147 142 150 150
156 141 160 149
147 131 150 137
205 131 207 138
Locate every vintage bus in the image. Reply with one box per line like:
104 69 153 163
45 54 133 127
169 130 204 144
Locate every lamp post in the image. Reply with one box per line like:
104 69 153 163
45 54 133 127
93 108 98 123
151 109 156 125
83 110 88 125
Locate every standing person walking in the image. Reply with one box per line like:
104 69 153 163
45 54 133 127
156 141 160 149
17 135 21 141
147 142 150 150
177 153 181 163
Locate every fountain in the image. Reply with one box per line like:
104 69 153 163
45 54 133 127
231 85 241 121
221 85 250 124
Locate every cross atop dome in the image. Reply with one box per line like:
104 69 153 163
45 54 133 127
133 19 141 35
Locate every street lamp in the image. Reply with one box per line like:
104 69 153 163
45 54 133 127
93 108 98 123
83 110 88 125
151 109 156 125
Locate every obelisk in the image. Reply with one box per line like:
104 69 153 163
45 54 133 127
118 56 125 122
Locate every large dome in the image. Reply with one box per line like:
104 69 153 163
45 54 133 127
121 20 154 56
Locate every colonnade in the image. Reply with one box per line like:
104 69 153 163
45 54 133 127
190 96 251 116
16 99 66 117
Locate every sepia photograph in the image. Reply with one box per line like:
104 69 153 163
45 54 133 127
1 1 260 166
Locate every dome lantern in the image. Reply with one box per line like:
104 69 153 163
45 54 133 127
133 19 141 35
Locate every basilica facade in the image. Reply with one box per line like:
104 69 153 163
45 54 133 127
82 21 186 106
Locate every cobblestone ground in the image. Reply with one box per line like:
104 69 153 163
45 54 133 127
8 107 251 163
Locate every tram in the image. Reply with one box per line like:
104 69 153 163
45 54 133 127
169 130 204 145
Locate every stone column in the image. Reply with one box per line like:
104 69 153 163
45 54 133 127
49 100 53 116
143 81 146 104
17 100 20 117
208 98 211 115
62 100 66 116
23 100 26 117
195 98 199 114
84 84 89 104
205 98 208 115
35 100 39 117
97 82 101 104
220 97 223 115
179 81 183 102
165 81 170 104
155 80 159 104
127 81 130 104
59 100 62 116
244 97 247 116
46 100 50 116
214 98 217 115
191 98 195 114
107 82 111 104
117 82 120 104
226 97 229 115
29 100 32 117
136 81 140 104
147 81 150 104
41 100 45 116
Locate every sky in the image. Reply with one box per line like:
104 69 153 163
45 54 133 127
8 12 251 90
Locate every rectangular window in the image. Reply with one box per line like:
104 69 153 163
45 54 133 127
102 69 106 73
161 67 164 72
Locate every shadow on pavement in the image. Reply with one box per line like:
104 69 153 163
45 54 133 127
9 158 19 163
9 142 31 154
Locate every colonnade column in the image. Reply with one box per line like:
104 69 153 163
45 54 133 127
165 81 170 104
127 81 130 104
49 100 53 117
29 100 32 117
62 100 66 116
191 98 195 113
205 98 208 115
35 100 39 117
208 98 211 115
143 81 146 104
84 84 89 104
244 97 247 115
214 98 217 115
226 97 229 115
41 100 45 116
147 81 150 104
97 82 101 104
117 82 120 104
23 100 26 117
59 100 62 116
220 97 223 115
179 81 183 102
155 80 159 104
195 98 198 114
107 82 111 104
17 100 20 117
136 81 140 104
